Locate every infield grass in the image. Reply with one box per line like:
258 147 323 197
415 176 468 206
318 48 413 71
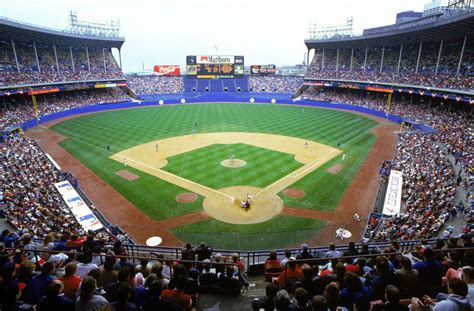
162 143 303 189
51 103 378 249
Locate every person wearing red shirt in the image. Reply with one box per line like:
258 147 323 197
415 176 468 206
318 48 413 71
277 259 303 288
161 275 192 310
58 262 81 301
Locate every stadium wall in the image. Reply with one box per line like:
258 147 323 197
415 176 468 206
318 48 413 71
17 93 435 133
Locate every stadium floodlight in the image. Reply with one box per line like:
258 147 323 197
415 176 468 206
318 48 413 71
68 11 121 38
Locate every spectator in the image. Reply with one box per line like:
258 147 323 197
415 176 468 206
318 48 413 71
36 280 74 311
413 278 472 311
413 248 443 287
58 262 81 301
161 275 192 310
372 285 409 311
28 261 55 304
75 276 109 311
142 280 184 311
76 251 99 279
252 283 278 311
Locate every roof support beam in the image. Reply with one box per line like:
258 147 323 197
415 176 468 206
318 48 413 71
11 39 20 73
415 41 422 74
33 42 40 73
350 48 354 72
457 35 467 76
85 46 91 71
69 45 75 72
321 48 325 70
53 44 60 73
397 44 403 74
435 40 443 75
103 48 107 71
379 46 385 73
363 47 368 70
118 48 123 69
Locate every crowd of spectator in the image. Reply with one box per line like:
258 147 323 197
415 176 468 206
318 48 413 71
1 134 92 238
0 237 249 310
302 87 473 241
0 40 124 86
126 75 184 95
0 88 129 129
306 42 474 91
249 76 304 93
252 240 474 310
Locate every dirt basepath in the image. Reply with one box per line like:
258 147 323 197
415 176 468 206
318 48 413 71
283 123 399 246
26 105 399 248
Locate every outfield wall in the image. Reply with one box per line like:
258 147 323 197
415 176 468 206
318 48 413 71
16 92 435 133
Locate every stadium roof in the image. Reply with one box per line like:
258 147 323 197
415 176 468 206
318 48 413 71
305 10 474 49
0 17 125 49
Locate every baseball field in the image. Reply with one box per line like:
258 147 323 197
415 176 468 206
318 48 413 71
32 103 397 250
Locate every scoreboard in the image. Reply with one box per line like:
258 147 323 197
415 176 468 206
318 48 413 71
186 55 244 78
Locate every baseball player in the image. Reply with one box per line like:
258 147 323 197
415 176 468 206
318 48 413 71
123 158 127 167
106 145 111 152
342 153 346 161
155 143 159 152
304 141 309 148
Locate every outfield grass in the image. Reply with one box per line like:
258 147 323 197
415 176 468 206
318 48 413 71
51 103 378 249
163 143 303 189
171 216 326 250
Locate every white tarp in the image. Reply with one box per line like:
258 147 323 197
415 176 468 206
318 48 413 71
382 170 403 216
54 181 104 232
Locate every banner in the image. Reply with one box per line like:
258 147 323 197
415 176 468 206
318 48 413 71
382 170 403 216
250 65 276 75
153 65 181 75
197 55 234 64
54 181 104 232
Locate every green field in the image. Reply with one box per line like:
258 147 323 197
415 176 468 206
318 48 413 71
163 143 303 189
51 103 378 249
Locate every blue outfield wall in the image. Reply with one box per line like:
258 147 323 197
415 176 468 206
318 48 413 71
16 92 435 133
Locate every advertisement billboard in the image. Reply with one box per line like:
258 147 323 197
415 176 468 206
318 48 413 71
186 55 244 78
250 65 276 75
153 65 181 75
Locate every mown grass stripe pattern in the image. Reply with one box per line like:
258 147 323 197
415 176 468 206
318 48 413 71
52 103 377 249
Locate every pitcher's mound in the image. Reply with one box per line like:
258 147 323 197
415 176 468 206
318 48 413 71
282 188 305 198
327 164 343 174
116 170 140 181
220 159 247 168
203 186 283 224
176 193 198 203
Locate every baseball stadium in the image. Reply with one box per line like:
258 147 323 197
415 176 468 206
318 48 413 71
0 1 473 310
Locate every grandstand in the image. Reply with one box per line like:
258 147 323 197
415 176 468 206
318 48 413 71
304 7 474 93
0 2 473 311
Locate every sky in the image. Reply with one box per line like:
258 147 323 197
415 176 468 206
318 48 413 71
1 0 431 73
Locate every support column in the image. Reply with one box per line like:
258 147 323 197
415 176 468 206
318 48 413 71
415 42 423 74
435 40 443 75
53 44 60 73
85 46 91 71
33 42 41 73
69 46 75 72
379 46 385 73
306 48 310 66
335 48 340 71
118 48 123 69
103 48 107 71
321 48 325 70
456 36 467 75
11 39 20 73
397 44 403 73
350 48 354 72
363 47 368 70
